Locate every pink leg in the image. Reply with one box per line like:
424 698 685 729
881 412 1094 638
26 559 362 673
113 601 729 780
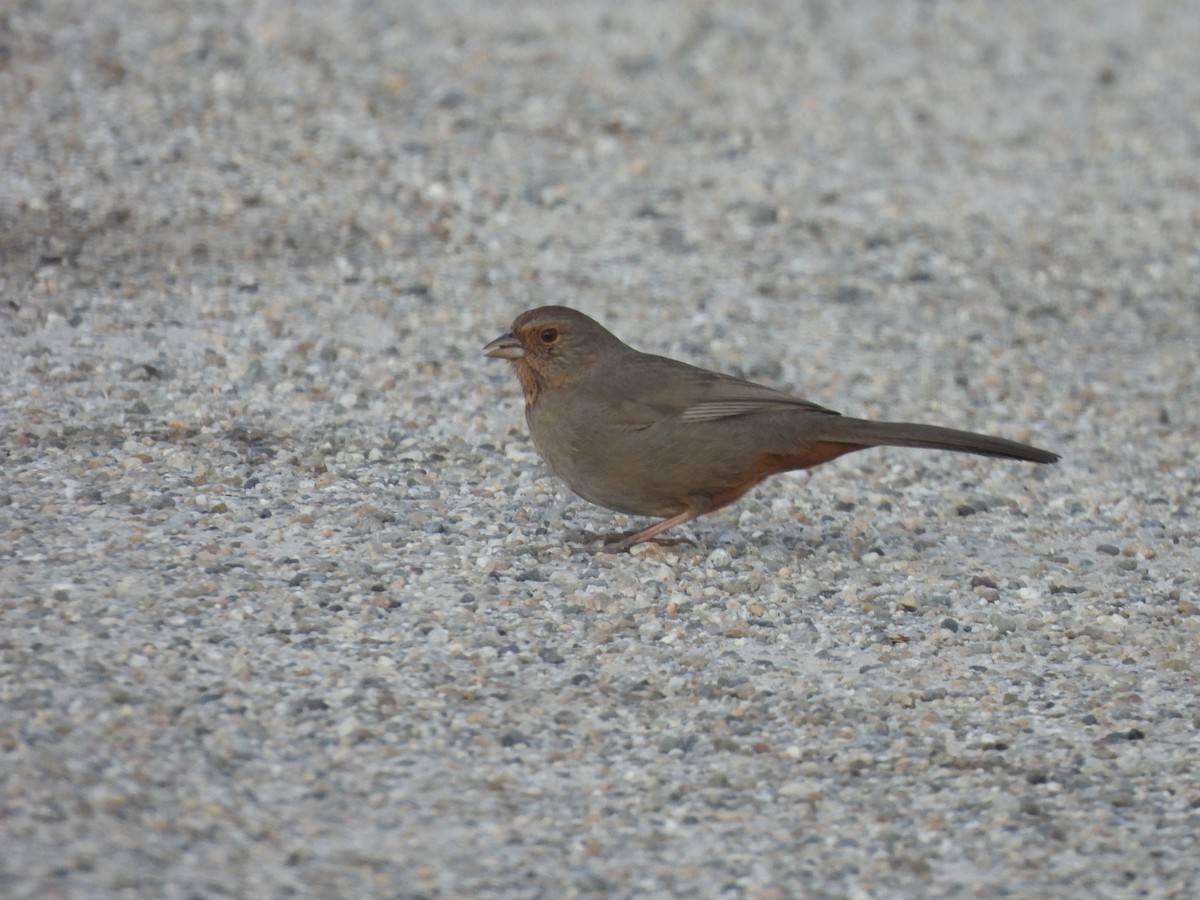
605 510 699 552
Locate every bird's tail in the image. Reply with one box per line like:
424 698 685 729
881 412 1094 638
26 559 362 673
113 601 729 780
819 417 1059 464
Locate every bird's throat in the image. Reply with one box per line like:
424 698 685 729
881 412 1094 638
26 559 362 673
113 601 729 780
513 360 543 407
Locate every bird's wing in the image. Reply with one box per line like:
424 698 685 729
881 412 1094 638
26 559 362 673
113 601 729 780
603 353 840 429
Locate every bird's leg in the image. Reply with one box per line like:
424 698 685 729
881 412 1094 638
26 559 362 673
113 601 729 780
603 510 700 552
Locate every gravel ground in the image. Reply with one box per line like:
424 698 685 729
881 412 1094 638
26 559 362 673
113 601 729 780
3 1 1198 897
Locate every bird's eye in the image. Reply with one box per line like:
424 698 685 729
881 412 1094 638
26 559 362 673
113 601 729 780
540 328 559 344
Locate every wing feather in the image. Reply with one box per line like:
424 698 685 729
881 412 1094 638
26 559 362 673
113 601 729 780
599 354 840 428
678 396 837 422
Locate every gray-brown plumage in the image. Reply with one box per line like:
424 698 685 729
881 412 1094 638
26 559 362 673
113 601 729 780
485 306 1058 550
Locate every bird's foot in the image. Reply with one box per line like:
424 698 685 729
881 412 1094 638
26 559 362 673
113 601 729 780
599 530 696 553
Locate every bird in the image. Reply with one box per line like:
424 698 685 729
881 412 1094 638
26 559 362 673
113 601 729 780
484 306 1059 551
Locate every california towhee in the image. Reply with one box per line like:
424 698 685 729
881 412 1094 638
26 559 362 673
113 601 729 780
485 306 1059 551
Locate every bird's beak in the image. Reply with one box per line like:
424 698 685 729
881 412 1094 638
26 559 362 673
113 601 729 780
483 332 526 360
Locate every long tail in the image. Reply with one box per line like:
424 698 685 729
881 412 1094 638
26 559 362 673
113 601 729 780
819 417 1059 464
